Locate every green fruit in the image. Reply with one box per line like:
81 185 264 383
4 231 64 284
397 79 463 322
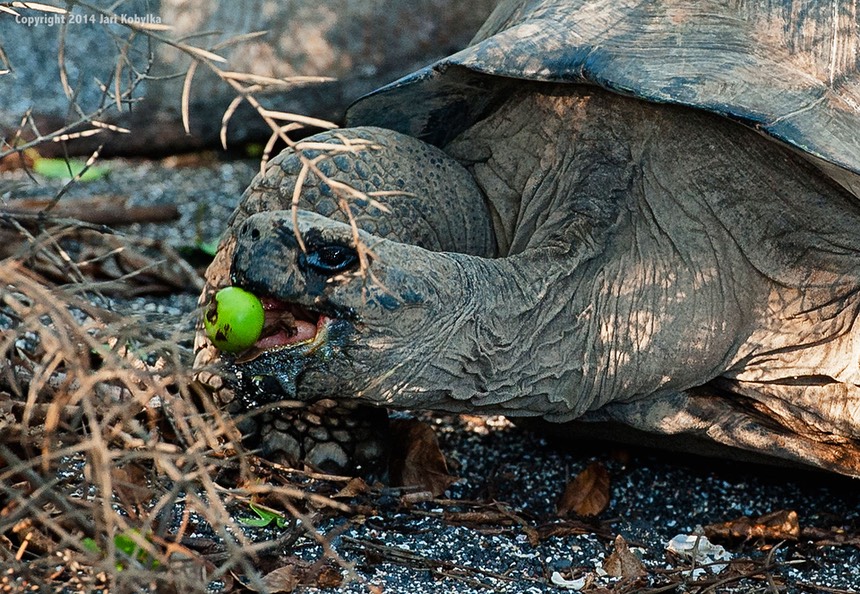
204 287 265 352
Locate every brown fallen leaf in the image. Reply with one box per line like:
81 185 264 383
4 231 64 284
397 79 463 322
257 564 300 593
800 525 860 546
315 564 343 589
704 509 800 543
537 519 610 541
11 519 57 557
603 534 647 578
0 149 35 172
333 477 371 499
556 461 610 517
246 558 340 593
388 419 457 498
111 463 154 518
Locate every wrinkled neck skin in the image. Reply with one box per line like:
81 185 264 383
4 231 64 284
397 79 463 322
232 212 559 412
226 84 860 423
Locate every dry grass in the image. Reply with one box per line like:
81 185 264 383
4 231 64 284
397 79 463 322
0 3 371 592
0 231 362 592
0 241 270 586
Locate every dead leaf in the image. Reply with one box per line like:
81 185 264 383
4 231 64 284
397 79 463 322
388 419 456 497
704 509 800 543
243 557 342 593
0 148 35 172
241 558 307 593
334 477 370 499
444 506 540 544
556 461 610 517
603 534 646 578
315 564 343 588
111 463 153 517
258 565 300 593
800 525 860 546
11 519 57 556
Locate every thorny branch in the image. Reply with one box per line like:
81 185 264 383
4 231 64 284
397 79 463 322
2 1 383 290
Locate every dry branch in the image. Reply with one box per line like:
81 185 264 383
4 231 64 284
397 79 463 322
2 196 180 226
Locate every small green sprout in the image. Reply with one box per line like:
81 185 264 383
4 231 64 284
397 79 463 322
80 530 160 570
239 503 289 528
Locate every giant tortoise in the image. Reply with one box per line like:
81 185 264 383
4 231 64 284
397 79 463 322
196 0 860 477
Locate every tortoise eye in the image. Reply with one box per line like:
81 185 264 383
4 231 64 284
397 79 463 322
301 244 359 275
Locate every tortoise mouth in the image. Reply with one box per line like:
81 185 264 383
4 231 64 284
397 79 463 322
234 297 332 363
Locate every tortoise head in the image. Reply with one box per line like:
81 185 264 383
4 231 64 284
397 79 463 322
205 127 498 410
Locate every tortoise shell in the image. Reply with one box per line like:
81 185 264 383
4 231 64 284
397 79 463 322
348 0 860 187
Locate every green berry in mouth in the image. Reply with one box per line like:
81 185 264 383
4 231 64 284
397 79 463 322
203 286 265 352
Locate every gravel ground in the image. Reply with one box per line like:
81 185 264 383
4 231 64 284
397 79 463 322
319 415 860 593
5 158 859 593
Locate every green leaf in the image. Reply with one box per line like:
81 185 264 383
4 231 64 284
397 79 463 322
113 531 141 557
81 537 101 554
197 239 219 257
80 531 160 570
245 143 264 158
239 503 288 528
33 157 109 181
114 530 160 569
178 239 219 267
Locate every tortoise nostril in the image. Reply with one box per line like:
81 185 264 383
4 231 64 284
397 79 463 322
251 228 260 240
